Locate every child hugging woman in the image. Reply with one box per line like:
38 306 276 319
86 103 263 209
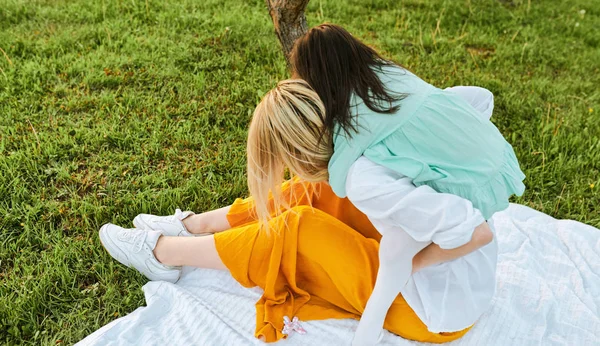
99 24 525 345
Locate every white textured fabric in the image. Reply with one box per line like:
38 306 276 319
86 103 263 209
78 204 600 346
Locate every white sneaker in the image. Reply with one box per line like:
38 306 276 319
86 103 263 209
133 209 196 237
99 224 181 283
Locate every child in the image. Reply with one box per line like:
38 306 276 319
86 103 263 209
289 24 525 345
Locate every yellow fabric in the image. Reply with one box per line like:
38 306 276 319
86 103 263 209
214 179 471 343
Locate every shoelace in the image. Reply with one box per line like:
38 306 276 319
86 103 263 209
118 230 147 253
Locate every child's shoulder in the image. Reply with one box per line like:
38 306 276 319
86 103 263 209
374 64 432 94
375 64 412 79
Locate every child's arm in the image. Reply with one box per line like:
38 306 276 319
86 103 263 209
413 221 493 273
346 158 486 250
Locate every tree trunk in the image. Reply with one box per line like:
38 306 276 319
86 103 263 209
265 0 310 67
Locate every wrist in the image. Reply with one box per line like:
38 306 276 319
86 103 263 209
473 222 494 246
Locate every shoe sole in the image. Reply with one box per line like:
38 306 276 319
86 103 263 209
99 224 132 269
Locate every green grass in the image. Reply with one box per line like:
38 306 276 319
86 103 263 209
0 0 598 344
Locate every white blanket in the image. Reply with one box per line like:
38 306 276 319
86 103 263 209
78 204 600 346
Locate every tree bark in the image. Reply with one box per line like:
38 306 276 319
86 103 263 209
265 0 310 66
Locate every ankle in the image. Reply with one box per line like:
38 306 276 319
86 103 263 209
182 213 211 234
153 236 172 265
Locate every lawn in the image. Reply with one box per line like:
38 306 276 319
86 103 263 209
0 0 598 344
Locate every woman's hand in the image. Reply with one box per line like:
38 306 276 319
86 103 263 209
412 221 493 273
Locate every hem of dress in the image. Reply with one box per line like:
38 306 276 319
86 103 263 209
402 294 478 334
425 324 475 334
400 270 489 334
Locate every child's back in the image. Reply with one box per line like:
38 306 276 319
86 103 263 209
328 65 525 219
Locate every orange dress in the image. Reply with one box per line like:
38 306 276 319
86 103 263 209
214 179 471 343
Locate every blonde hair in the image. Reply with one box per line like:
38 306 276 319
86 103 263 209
247 79 331 230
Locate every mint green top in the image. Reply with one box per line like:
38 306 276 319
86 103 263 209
328 66 525 219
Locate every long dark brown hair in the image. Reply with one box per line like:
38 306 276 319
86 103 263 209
290 24 406 138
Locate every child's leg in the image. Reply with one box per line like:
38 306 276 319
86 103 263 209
353 232 430 346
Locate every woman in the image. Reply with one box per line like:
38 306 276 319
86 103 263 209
100 80 500 344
